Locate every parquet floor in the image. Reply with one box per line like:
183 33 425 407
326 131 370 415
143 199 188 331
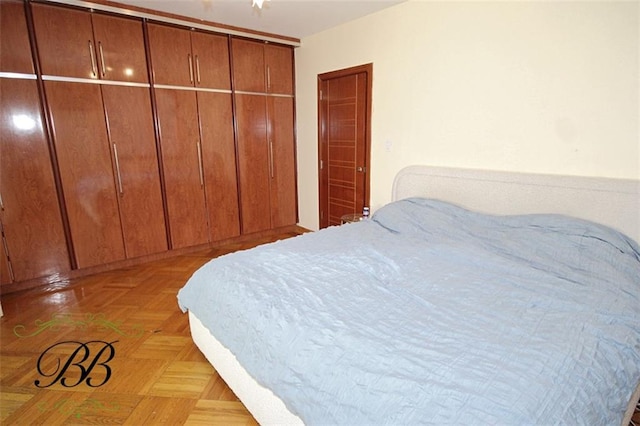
0 230 302 425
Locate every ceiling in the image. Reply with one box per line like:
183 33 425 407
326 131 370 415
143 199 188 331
111 0 406 41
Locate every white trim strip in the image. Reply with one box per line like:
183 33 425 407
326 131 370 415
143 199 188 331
43 0 301 47
41 75 150 88
153 84 232 94
234 90 294 98
0 72 37 80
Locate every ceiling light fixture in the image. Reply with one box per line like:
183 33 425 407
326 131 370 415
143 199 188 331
252 0 269 8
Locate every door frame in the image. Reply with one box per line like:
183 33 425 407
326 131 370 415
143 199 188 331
317 63 373 228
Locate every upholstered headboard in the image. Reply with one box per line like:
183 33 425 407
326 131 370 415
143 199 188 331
392 165 640 243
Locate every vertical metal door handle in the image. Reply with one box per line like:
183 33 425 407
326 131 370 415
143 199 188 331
268 139 274 178
88 40 97 77
98 41 106 77
195 55 201 84
113 144 124 194
266 66 271 91
0 191 4 210
188 54 194 84
197 142 204 187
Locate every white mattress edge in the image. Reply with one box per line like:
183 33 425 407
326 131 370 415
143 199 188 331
188 310 304 425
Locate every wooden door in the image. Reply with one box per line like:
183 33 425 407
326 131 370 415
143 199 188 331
0 78 71 281
264 44 294 95
101 85 168 258
155 89 209 248
198 92 240 241
147 23 193 87
231 38 265 93
31 3 97 79
268 96 297 228
318 64 372 228
235 94 271 234
190 32 231 90
44 81 125 268
90 13 148 83
1 0 34 74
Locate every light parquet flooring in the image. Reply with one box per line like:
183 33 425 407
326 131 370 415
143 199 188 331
0 230 302 425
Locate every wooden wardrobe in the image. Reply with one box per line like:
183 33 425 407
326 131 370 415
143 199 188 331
232 38 297 234
0 0 298 293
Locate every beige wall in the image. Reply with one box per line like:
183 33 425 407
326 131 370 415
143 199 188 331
294 0 639 230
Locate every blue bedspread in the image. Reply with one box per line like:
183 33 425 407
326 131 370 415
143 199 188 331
178 198 640 424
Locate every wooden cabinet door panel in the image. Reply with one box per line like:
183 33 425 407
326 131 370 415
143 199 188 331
101 85 167 258
264 44 294 95
191 32 231 90
147 23 193 87
235 94 271 234
91 14 148 83
1 0 34 73
231 38 265 93
155 89 209 248
32 4 97 79
197 92 240 241
268 96 297 228
0 232 11 285
45 81 125 268
0 78 71 281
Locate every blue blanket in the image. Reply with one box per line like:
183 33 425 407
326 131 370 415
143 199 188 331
178 198 640 424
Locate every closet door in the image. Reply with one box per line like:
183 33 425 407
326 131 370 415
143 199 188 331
235 94 271 234
44 81 125 268
232 39 294 95
190 32 231 90
101 85 167 257
32 4 147 82
90 13 148 83
147 23 193 87
264 44 294 95
268 96 297 228
198 92 240 241
155 89 209 248
0 78 71 281
231 38 265 93
232 38 297 233
0 236 10 286
31 4 96 79
0 0 71 283
1 0 34 73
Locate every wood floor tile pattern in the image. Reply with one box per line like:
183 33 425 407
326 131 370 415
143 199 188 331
0 232 300 425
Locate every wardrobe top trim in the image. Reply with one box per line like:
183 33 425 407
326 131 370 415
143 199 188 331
41 0 302 47
41 75 151 87
0 72 37 80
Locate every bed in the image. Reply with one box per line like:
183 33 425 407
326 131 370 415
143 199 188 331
178 165 640 425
